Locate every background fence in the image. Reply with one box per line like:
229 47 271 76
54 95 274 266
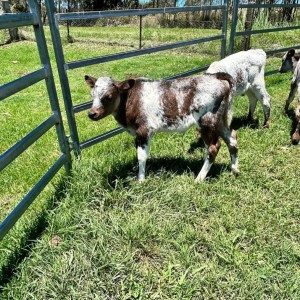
2 0 300 48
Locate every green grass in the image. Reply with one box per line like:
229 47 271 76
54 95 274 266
0 25 300 299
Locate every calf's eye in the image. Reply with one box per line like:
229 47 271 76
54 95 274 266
102 96 111 105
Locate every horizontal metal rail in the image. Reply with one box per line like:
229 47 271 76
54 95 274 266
0 13 38 30
265 69 279 76
0 113 59 172
0 67 48 101
266 45 300 56
80 127 125 150
74 65 209 114
73 100 93 113
236 25 300 37
67 35 223 70
165 65 209 80
239 3 300 9
57 5 226 21
0 153 67 240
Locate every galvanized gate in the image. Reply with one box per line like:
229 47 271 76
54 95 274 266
0 0 71 240
229 0 300 75
44 0 229 156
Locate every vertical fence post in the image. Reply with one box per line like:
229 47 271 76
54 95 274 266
28 0 72 173
44 0 81 156
229 0 239 54
139 15 143 49
220 0 228 58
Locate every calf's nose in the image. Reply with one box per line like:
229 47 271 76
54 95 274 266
88 110 97 119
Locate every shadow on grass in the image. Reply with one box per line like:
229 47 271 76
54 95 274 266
105 156 229 188
0 178 69 293
231 116 259 130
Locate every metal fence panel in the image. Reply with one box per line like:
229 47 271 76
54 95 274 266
0 0 71 240
66 35 223 70
45 0 228 155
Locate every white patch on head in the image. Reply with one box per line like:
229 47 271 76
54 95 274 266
92 77 114 108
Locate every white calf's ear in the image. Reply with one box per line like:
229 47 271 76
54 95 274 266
85 75 97 88
117 79 135 91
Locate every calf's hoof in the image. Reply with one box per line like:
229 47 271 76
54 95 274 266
138 176 145 182
195 175 206 182
291 131 300 145
231 168 240 176
263 121 270 129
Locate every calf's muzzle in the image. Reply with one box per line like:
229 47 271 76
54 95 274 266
88 108 101 121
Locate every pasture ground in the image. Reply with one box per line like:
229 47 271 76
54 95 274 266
0 25 299 299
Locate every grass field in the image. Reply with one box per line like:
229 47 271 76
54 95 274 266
0 24 300 299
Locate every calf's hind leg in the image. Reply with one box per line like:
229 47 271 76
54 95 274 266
195 131 221 182
245 90 258 123
221 128 239 175
251 85 271 128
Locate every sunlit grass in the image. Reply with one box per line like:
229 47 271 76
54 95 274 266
0 24 299 299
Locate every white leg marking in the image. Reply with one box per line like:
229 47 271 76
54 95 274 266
231 155 239 175
229 134 239 175
195 155 213 182
137 144 149 181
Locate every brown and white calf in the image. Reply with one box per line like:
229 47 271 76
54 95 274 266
279 48 300 144
85 73 239 181
206 49 271 128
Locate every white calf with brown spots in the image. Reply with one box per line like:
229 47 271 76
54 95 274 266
206 49 271 128
85 73 238 181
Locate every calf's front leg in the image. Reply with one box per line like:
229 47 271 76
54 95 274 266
195 139 221 182
220 128 239 175
285 80 297 112
135 133 151 181
292 101 300 144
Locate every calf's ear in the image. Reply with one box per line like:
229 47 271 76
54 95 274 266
287 49 295 57
85 75 97 88
117 79 135 91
